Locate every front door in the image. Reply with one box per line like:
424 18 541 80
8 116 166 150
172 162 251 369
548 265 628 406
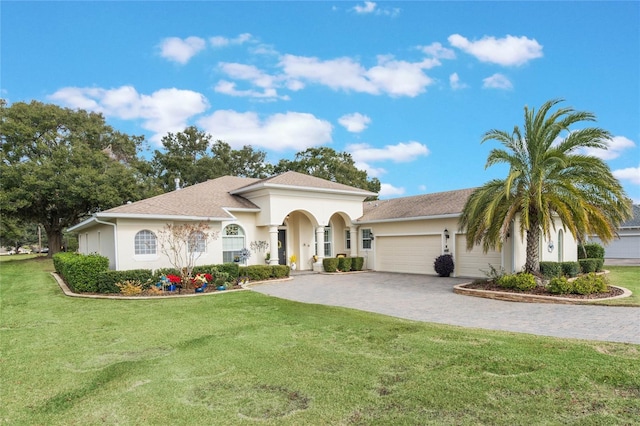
278 230 287 265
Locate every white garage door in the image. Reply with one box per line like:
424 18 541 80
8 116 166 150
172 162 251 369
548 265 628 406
455 235 502 278
591 235 640 259
376 235 441 274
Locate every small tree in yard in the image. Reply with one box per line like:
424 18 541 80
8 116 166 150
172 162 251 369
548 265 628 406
158 222 219 289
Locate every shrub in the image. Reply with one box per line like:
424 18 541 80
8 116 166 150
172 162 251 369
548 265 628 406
572 273 608 295
352 257 364 271
498 273 536 291
547 276 572 294
323 258 339 273
53 252 109 293
271 265 290 279
577 243 604 259
579 258 598 274
482 264 506 283
540 261 562 278
337 257 352 272
433 254 455 277
116 280 144 296
218 263 240 279
243 265 272 281
97 269 153 293
560 262 581 278
594 258 604 272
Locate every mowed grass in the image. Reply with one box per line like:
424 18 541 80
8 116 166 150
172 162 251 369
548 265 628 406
1 258 639 425
600 265 640 306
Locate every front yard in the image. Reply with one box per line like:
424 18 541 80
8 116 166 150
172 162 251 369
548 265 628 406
1 257 639 424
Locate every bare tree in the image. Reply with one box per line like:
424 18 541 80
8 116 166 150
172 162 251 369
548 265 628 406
158 222 219 288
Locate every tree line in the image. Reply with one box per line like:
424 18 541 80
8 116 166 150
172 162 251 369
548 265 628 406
0 100 380 256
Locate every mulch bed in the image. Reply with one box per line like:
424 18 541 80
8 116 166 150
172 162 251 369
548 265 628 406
463 281 624 300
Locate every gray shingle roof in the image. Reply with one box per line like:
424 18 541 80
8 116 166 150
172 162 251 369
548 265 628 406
232 171 377 196
622 204 640 228
102 176 261 219
358 188 476 222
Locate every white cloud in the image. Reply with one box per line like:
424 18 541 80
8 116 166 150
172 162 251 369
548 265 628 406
449 73 468 90
352 1 400 16
210 33 254 48
49 85 209 143
159 36 206 64
338 113 371 133
348 141 430 163
483 73 513 90
448 34 543 66
581 136 636 160
379 183 405 197
279 54 434 97
418 42 456 60
612 164 640 185
197 110 332 151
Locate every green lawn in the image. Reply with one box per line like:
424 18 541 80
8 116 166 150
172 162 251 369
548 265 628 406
1 257 639 425
600 265 640 306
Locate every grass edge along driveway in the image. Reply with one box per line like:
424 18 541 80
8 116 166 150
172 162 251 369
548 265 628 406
1 257 639 425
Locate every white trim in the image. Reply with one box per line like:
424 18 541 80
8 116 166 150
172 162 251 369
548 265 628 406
374 232 443 238
357 213 461 224
231 183 377 197
96 212 229 221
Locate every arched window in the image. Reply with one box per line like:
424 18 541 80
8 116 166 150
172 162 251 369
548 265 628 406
222 224 245 263
135 230 157 255
558 230 564 262
189 231 207 253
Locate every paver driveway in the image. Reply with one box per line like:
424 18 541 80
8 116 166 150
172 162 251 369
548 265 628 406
250 271 640 344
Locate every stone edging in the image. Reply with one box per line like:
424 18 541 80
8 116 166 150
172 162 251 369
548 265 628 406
50 272 259 300
453 282 632 305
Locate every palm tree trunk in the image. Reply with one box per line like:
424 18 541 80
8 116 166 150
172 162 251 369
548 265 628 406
525 223 540 274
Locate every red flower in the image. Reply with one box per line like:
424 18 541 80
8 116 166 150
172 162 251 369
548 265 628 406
204 273 213 281
166 274 181 284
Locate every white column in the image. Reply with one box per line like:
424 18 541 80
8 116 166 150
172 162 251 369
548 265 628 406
349 225 359 258
269 226 279 265
314 225 325 272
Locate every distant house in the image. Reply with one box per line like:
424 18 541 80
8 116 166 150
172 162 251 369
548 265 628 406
588 204 640 259
69 171 577 277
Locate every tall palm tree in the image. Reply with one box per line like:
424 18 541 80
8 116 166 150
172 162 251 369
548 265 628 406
459 99 631 273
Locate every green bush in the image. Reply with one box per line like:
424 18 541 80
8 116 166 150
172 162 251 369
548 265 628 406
579 258 598 273
594 258 604 272
572 273 608 295
337 257 352 272
577 243 604 259
97 269 153 293
323 258 339 273
53 252 109 293
217 263 240 279
539 261 562 278
497 273 536 291
547 276 572 294
271 265 290 279
352 257 364 271
560 262 581 278
243 265 272 281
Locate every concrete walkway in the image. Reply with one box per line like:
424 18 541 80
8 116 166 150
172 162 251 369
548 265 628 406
251 272 640 344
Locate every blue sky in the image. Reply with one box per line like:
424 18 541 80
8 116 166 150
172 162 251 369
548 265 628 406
2 1 639 201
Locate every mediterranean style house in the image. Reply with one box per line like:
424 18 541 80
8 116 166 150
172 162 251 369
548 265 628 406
69 171 577 277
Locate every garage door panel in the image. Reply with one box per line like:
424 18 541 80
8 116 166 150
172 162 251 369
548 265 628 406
455 235 501 278
377 235 441 274
591 236 640 259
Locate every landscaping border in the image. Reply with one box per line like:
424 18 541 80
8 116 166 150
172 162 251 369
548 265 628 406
453 282 631 304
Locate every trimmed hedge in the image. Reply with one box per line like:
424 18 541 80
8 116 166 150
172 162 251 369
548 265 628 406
239 265 290 281
560 261 581 278
434 254 455 277
579 258 598 273
540 261 562 278
97 269 153 293
352 257 364 271
577 243 604 259
337 257 352 272
53 252 109 293
323 258 339 273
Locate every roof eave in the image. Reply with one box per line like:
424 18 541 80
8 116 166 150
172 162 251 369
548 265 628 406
231 183 377 198
357 212 461 224
96 212 231 221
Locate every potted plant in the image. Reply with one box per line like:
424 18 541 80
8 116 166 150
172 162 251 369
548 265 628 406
265 252 271 264
434 254 455 277
290 254 297 271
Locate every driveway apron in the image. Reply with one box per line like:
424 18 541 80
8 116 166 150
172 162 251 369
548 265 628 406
250 272 640 344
